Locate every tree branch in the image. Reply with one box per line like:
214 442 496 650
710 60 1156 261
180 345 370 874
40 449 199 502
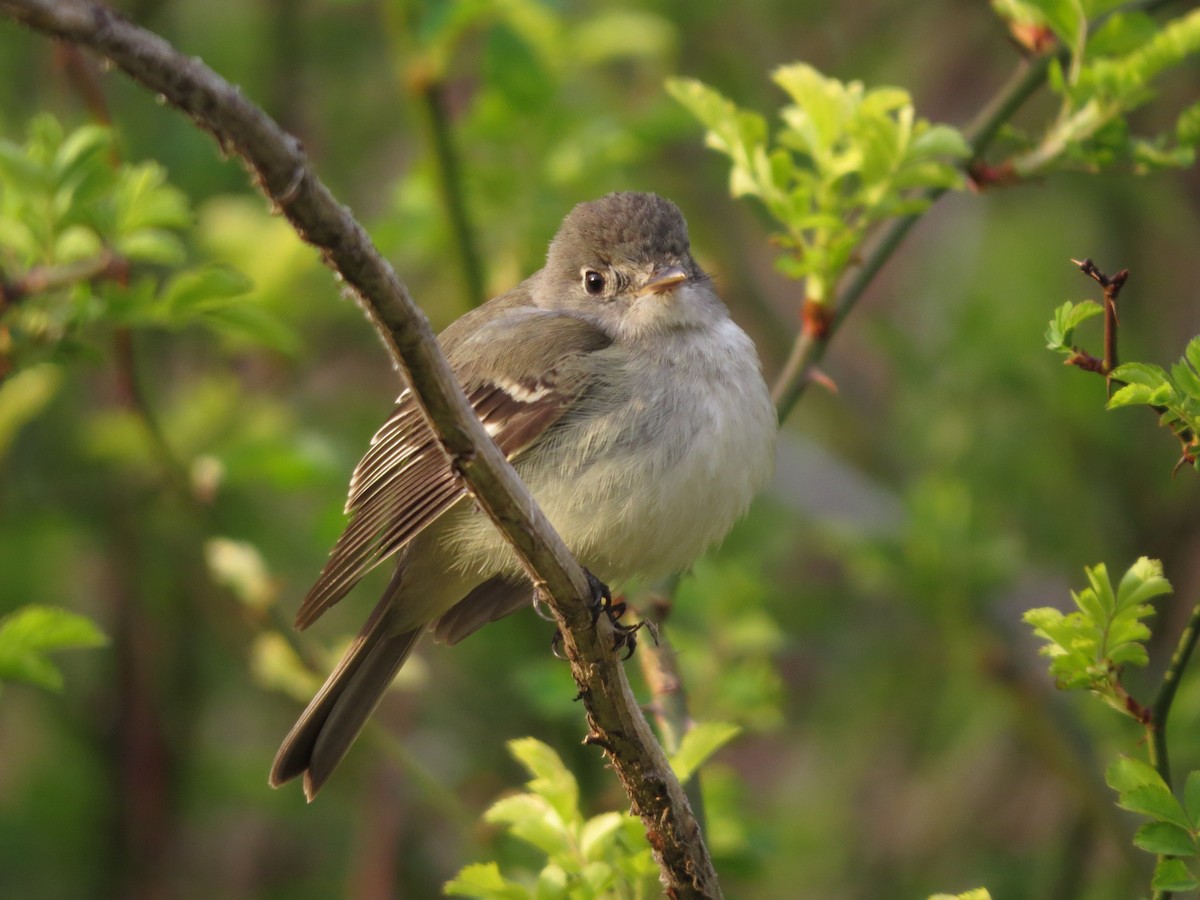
0 1 719 895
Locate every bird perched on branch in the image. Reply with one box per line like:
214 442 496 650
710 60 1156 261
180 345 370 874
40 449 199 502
270 192 776 800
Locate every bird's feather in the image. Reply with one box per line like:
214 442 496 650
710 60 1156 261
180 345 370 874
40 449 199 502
293 309 611 629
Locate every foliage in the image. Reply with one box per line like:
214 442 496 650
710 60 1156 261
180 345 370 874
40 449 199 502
1044 298 1103 355
0 114 293 372
1106 339 1200 472
445 729 742 898
667 65 968 301
1026 558 1200 896
1108 755 1200 892
1047 297 1200 472
0 604 106 695
1023 557 1167 702
2 1 1200 899
994 2 1200 174
445 738 659 899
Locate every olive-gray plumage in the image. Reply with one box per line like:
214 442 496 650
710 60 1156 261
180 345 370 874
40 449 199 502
270 193 776 799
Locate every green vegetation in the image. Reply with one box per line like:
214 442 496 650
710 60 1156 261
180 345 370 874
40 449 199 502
2 0 1200 897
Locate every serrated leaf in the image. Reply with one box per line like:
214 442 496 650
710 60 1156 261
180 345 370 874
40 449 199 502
162 266 254 313
1118 783 1192 830
1046 299 1103 350
1108 380 1177 409
1185 770 1200 825
444 862 532 899
1152 857 1200 893
485 794 571 857
1116 557 1171 610
52 124 112 182
507 738 580 828
0 605 107 691
1135 821 1197 856
115 228 186 266
579 812 624 861
670 721 741 783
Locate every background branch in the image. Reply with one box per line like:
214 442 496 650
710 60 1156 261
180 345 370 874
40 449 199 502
0 0 719 895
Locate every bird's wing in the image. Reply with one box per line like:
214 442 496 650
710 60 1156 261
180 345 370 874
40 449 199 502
294 306 610 629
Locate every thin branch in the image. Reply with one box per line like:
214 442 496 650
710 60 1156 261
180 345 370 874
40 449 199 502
383 3 486 311
415 78 486 309
636 580 708 834
0 249 128 312
0 1 719 894
771 49 1062 421
1149 596 1200 788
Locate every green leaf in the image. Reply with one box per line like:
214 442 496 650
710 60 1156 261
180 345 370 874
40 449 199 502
1184 770 1200 825
1134 821 1197 856
0 363 62 459
670 721 741 783
507 738 581 829
1152 858 1200 893
114 228 186 266
1108 360 1187 414
1045 299 1103 351
579 812 624 862
161 266 254 315
1118 784 1192 830
1116 557 1172 611
444 862 532 899
0 605 107 692
52 124 112 184
485 794 572 858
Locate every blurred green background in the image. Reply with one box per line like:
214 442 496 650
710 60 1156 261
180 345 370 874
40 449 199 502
2 1 1200 897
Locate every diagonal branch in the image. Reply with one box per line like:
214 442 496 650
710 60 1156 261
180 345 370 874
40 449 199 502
0 1 719 896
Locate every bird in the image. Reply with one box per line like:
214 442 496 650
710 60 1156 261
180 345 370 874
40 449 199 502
269 191 776 800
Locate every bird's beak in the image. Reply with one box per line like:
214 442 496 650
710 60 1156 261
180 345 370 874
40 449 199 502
638 265 688 297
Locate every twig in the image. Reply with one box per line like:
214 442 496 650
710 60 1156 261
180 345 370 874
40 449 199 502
383 4 486 311
637 581 708 833
0 250 128 312
1071 257 1128 377
770 50 1056 420
415 78 486 309
0 1 720 895
1149 596 1200 788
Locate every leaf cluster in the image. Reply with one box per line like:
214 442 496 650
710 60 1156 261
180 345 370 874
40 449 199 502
996 2 1200 174
445 727 740 899
1023 557 1169 709
1044 298 1103 356
1108 755 1200 892
445 738 659 899
1107 339 1200 472
1047 300 1200 472
0 115 294 369
667 64 968 302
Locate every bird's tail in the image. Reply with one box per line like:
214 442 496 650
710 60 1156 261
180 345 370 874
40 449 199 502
269 594 423 801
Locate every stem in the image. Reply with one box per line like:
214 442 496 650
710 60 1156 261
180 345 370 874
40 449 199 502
771 49 1058 422
417 79 486 309
384 3 486 311
1149 596 1200 789
636 580 708 835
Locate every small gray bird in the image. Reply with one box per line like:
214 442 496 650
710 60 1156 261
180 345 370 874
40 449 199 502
270 192 776 799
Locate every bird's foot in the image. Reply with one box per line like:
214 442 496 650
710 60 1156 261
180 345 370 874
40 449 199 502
547 570 649 660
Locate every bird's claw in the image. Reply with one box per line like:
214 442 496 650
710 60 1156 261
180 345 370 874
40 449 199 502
585 568 645 660
546 570 651 661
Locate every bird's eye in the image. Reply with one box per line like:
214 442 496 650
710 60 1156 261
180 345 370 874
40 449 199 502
583 269 606 295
